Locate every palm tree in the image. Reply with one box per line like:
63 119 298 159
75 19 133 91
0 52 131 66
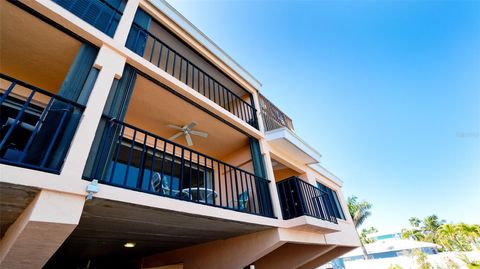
456 223 480 250
438 223 466 251
409 217 421 228
347 196 372 228
347 196 373 259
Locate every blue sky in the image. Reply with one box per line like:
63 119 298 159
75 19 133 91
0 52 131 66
167 0 480 231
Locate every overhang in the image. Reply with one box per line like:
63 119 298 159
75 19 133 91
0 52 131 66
265 127 322 165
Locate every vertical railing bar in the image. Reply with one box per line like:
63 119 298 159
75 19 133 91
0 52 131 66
164 49 170 72
137 132 148 189
0 89 36 150
248 174 256 214
0 81 17 104
160 139 167 194
179 58 183 81
170 144 176 196
211 158 215 205
123 129 137 186
213 81 217 103
149 39 156 63
109 123 125 182
287 179 298 217
156 44 163 68
239 170 245 210
148 137 158 192
202 73 206 96
196 152 200 202
180 147 185 198
192 65 195 91
204 156 208 204
188 150 193 200
197 69 200 93
233 168 240 210
186 61 189 86
18 97 54 162
172 53 177 77
217 161 222 207
223 164 229 208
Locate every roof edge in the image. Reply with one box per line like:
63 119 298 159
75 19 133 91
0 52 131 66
152 0 262 90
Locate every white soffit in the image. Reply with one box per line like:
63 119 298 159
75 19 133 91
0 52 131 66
265 127 322 165
151 0 262 90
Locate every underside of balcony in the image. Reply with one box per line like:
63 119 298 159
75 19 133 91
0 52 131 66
44 196 272 268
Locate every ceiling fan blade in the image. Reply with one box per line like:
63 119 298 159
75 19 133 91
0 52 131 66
185 133 193 146
190 130 208 138
184 121 197 131
168 132 184 141
167 124 183 131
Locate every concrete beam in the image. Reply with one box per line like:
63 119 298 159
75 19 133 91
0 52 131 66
142 228 284 269
298 246 353 269
0 190 84 268
254 244 334 269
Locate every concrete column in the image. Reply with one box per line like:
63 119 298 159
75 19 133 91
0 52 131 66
113 0 140 46
259 139 283 219
0 190 85 268
61 45 126 179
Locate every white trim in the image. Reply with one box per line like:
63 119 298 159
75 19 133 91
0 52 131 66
265 127 322 164
149 0 262 90
309 163 344 186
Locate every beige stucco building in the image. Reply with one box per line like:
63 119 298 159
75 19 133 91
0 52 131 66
0 0 360 268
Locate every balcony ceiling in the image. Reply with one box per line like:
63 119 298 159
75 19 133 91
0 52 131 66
125 75 250 160
0 1 81 92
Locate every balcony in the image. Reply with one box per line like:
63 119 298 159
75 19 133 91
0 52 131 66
80 65 274 217
88 118 274 217
125 9 259 129
259 93 294 132
0 2 97 173
277 176 337 223
0 74 85 173
52 0 126 37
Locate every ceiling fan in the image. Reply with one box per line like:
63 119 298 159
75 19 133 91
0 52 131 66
167 121 208 146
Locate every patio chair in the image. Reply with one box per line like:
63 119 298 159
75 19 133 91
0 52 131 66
231 191 249 211
151 172 175 196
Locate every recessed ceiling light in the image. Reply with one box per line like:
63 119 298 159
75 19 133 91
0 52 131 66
124 242 136 248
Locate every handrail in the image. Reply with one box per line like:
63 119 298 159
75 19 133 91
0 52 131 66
127 22 259 129
0 73 86 109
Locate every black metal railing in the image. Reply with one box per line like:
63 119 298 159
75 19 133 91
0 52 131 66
90 118 274 217
259 94 294 132
277 177 337 223
52 0 125 37
0 73 85 173
127 23 259 129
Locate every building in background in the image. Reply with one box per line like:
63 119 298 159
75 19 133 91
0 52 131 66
0 0 360 268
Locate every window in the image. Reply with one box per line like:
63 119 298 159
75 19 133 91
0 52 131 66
316 182 346 220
